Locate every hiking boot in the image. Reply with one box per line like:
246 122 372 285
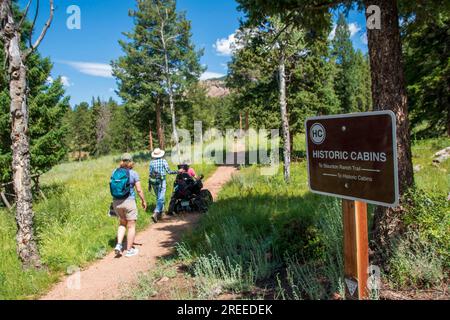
114 243 123 256
124 247 139 258
152 213 158 223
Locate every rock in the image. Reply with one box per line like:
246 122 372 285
331 292 343 300
201 79 230 98
157 276 169 284
211 285 223 297
413 165 422 172
433 147 450 164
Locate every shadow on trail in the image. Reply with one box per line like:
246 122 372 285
153 215 200 249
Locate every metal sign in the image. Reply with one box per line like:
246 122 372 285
305 111 399 207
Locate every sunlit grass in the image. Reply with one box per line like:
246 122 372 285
0 152 215 299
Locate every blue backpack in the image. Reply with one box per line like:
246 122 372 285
110 168 131 200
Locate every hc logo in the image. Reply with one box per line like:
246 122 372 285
310 123 326 145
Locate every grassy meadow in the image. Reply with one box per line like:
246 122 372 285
125 136 449 300
0 136 448 300
0 152 215 299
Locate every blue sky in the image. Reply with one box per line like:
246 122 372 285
19 0 368 106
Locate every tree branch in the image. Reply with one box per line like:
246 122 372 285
25 0 53 59
18 0 33 29
28 0 39 48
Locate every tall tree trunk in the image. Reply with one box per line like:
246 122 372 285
156 97 165 149
149 128 154 152
2 4 40 268
239 112 243 135
167 85 180 162
447 103 450 137
245 111 249 132
278 53 291 183
365 0 414 253
161 20 180 162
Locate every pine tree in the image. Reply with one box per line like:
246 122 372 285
113 0 204 158
92 97 112 156
69 102 94 161
235 0 422 262
404 11 450 137
332 13 359 113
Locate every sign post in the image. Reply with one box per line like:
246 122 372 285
305 111 398 300
342 200 368 299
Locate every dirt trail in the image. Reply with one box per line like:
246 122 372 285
41 165 237 300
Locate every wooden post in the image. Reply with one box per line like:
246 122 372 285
245 111 249 133
149 130 154 152
342 199 369 300
239 112 243 136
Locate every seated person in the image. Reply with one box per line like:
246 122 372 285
176 164 202 196
178 164 198 179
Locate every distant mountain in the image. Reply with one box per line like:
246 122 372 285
201 77 230 98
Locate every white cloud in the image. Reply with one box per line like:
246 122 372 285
60 61 113 78
328 24 337 41
61 76 72 87
213 32 238 56
47 75 72 86
360 32 368 45
348 23 361 38
328 22 361 40
200 71 226 81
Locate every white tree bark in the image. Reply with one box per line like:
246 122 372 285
278 52 291 183
160 9 180 163
1 0 53 269
1 1 40 268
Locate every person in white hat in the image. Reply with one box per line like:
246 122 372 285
149 148 177 222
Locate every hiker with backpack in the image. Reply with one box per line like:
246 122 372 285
149 148 178 223
110 153 147 258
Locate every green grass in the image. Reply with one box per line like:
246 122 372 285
0 152 215 300
1 136 448 300
411 137 450 194
170 136 449 300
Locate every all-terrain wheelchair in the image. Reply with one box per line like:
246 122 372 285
167 170 213 215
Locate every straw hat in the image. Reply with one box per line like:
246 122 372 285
151 148 165 159
121 153 133 161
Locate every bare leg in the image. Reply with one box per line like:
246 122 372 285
126 220 136 251
117 219 127 245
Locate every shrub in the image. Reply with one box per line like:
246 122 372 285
273 215 325 263
403 188 449 267
386 187 449 289
388 231 446 288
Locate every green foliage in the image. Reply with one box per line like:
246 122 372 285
177 163 344 299
331 13 371 113
0 52 69 181
237 0 449 138
388 231 447 288
0 153 216 299
411 137 450 194
273 215 324 263
227 14 340 136
177 84 229 133
64 98 146 159
403 188 449 265
112 0 204 146
404 11 450 137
